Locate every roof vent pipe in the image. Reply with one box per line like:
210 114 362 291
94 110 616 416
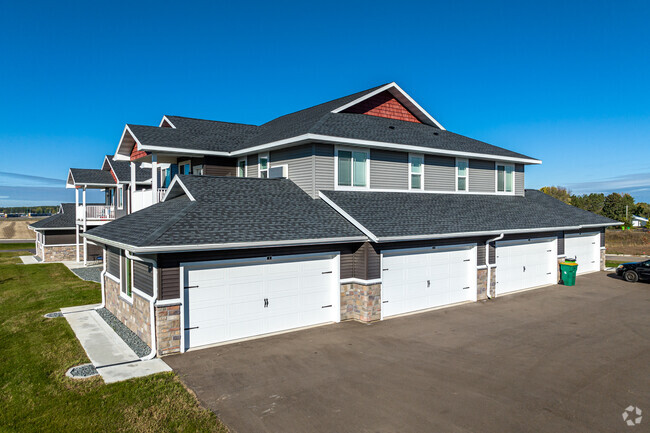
485 233 504 299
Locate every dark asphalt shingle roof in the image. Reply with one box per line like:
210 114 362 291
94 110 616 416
321 189 618 239
105 155 151 183
84 175 365 249
29 203 76 229
125 83 536 161
69 168 116 186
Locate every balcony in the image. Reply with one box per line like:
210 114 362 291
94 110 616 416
77 205 115 222
132 188 168 213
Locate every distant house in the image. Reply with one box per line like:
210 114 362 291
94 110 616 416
632 215 648 227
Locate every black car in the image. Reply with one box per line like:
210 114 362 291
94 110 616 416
616 260 650 282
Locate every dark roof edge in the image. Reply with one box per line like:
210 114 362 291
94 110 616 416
81 233 368 254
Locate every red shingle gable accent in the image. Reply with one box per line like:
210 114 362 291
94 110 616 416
130 142 148 161
109 168 118 183
342 90 421 123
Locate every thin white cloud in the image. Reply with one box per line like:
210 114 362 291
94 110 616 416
567 172 650 194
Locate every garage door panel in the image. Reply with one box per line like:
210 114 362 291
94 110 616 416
184 254 337 350
382 246 476 318
496 238 557 295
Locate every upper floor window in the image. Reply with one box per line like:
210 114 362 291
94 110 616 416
337 148 368 188
497 164 514 193
192 165 204 176
237 158 246 177
117 186 124 209
409 154 423 190
456 158 468 191
179 161 191 175
259 153 269 178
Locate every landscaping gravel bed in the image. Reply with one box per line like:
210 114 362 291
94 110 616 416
68 363 98 378
97 308 151 357
71 265 102 283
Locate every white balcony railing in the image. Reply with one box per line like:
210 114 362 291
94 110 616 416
77 205 115 221
158 188 167 202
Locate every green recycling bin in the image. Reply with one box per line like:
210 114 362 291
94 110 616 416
560 262 578 286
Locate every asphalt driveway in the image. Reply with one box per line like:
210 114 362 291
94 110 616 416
166 272 650 433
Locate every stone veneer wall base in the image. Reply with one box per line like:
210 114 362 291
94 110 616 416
104 276 152 347
43 245 77 262
156 304 181 356
340 283 381 323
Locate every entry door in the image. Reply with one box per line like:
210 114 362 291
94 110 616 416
496 238 557 295
381 245 477 318
564 232 600 274
184 254 338 350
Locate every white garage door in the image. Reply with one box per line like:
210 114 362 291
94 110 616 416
183 254 339 350
565 232 600 274
381 245 477 319
496 237 557 295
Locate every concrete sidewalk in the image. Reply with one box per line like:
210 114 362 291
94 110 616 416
62 304 171 383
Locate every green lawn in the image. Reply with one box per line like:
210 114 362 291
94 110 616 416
0 242 34 250
0 255 227 432
605 260 625 268
0 251 29 264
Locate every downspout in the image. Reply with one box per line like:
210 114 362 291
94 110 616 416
485 233 504 299
98 247 107 308
125 250 158 361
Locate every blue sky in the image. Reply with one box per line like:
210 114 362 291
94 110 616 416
1 0 648 206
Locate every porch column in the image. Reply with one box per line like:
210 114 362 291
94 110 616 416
83 187 87 266
130 161 136 214
151 154 158 204
75 188 79 262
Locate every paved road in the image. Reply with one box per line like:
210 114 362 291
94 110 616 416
167 272 650 433
606 254 649 263
0 239 34 244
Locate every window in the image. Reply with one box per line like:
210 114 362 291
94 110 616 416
179 161 191 175
117 186 123 209
456 158 468 191
497 164 514 193
192 165 204 176
259 154 269 178
120 253 132 299
337 148 368 187
237 158 246 177
409 154 423 190
269 165 287 178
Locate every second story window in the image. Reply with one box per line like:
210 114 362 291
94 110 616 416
179 161 191 175
456 158 468 191
237 158 246 177
259 154 269 178
337 148 368 188
497 164 514 193
117 186 124 209
409 154 423 190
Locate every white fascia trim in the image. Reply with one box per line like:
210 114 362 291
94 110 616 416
81 233 368 254
42 243 78 247
230 133 541 165
138 144 230 157
330 82 446 130
163 176 196 202
156 299 182 307
318 191 378 242
159 116 177 128
377 223 620 243
113 125 136 161
339 278 382 285
66 169 76 188
29 227 73 231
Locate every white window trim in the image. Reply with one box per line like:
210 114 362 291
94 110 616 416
192 165 204 176
334 146 370 191
408 153 424 190
178 160 191 176
237 157 247 177
258 153 269 178
495 163 516 195
119 252 133 303
455 158 469 192
117 185 124 209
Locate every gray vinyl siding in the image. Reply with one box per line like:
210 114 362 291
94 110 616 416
271 144 314 196
369 149 408 190
314 144 334 193
515 164 524 196
469 159 495 193
43 229 76 245
558 232 565 255
107 247 120 278
133 260 154 297
600 228 606 247
247 154 258 178
424 155 455 191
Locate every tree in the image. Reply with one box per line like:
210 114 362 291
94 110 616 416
540 186 572 204
602 193 629 222
571 193 605 214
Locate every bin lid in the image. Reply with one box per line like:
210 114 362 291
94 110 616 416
560 262 578 266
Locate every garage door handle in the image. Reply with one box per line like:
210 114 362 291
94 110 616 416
382 300 388 303
322 271 332 274
523 266 526 272
427 280 430 287
184 285 199 289
264 298 268 308
321 304 332 308
463 259 470 262
463 286 470 290
383 268 389 271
